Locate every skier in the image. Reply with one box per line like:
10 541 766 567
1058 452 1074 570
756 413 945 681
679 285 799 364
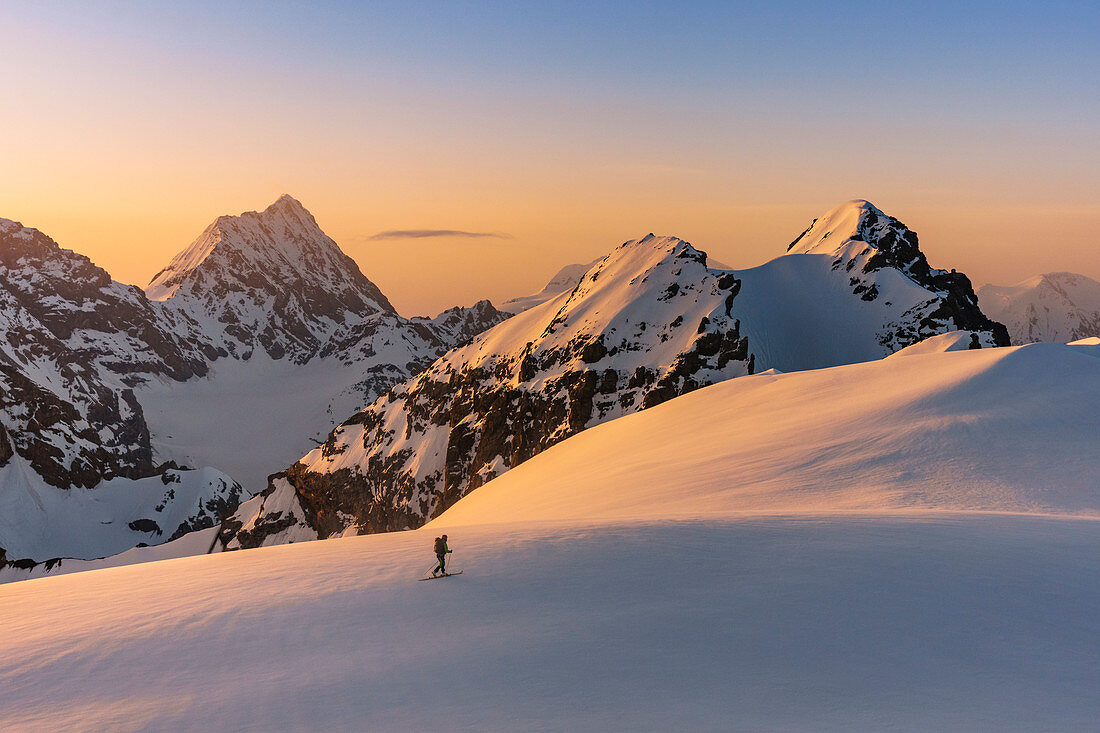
432 534 452 576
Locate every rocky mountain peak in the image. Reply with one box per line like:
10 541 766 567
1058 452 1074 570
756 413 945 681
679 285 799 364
148 195 387 307
145 196 397 362
780 200 1009 347
218 231 754 546
978 271 1100 344
0 218 36 242
787 200 903 256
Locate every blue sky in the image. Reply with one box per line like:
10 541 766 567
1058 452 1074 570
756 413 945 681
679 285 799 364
3 1 1098 313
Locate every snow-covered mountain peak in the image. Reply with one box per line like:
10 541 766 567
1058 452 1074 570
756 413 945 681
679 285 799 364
217 231 754 544
144 196 400 362
544 260 598 291
769 199 1011 350
978 271 1100 344
146 195 388 309
787 199 900 257
444 233 734 378
501 258 601 313
268 192 309 212
1033 271 1097 291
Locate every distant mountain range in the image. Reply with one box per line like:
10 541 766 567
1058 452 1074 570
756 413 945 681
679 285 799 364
978 272 1100 345
500 260 599 313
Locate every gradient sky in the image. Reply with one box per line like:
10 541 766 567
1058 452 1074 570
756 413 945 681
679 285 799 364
2 1 1097 315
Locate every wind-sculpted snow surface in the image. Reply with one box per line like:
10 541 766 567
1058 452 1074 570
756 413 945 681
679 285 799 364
0 200 508 572
978 271 1100 345
3 516 1097 730
220 200 1010 550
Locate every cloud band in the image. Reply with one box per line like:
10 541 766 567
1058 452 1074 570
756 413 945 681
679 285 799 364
368 229 512 241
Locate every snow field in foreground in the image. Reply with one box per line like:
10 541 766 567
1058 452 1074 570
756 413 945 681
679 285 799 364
1 515 1097 732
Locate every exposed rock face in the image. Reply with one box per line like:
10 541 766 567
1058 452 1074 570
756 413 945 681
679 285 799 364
219 200 1011 551
0 218 211 382
0 218 202 491
978 272 1100 345
786 200 1010 350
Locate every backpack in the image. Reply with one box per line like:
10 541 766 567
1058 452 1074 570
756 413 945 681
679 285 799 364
434 537 446 555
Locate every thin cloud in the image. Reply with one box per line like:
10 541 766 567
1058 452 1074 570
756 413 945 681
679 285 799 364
368 229 512 241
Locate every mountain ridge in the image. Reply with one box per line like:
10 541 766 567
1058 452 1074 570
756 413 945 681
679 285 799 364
978 271 1100 344
217 199 1011 550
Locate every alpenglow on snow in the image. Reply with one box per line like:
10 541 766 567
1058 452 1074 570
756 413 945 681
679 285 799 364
217 200 1009 550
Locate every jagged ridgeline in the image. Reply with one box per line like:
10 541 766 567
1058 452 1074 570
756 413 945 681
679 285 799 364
220 200 1008 548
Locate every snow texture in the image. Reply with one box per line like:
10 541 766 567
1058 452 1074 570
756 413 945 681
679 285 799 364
2 333 1095 730
0 518 1095 730
438 341 1100 525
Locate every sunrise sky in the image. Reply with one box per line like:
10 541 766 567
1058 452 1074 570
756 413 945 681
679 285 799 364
2 1 1097 315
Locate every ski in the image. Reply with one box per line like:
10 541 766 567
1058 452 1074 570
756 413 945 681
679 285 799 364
418 571 463 581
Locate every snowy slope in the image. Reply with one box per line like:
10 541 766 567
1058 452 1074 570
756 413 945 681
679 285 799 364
1 515 1095 728
136 301 508 496
729 200 1008 371
883 328 983 357
0 527 222 584
502 257 734 313
978 271 1100 344
438 341 1100 526
0 458 240 563
219 234 756 547
219 200 1008 551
